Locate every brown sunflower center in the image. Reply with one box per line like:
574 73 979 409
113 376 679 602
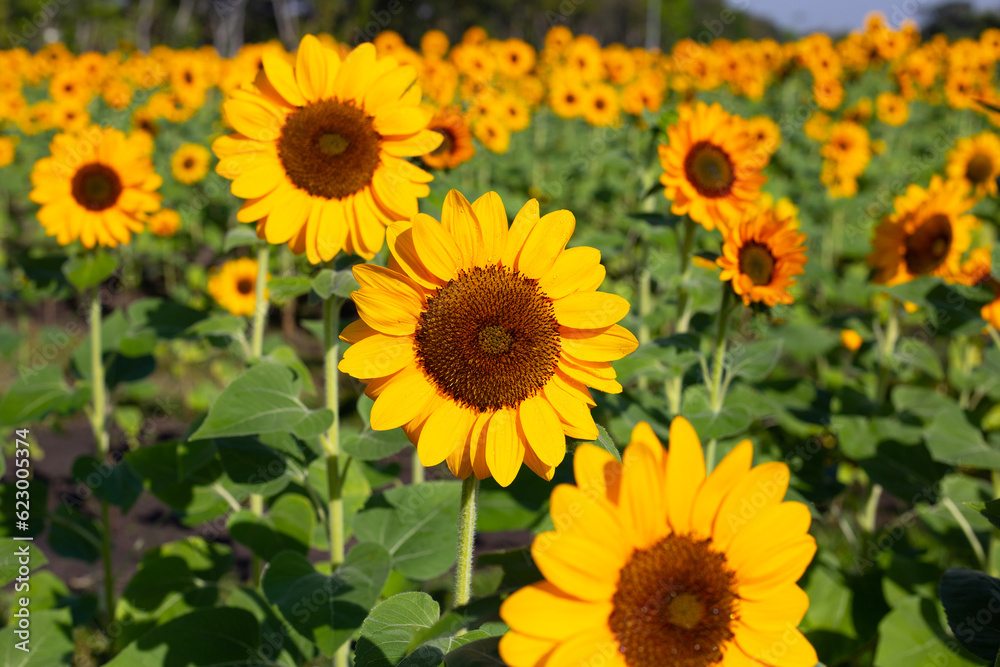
609 534 738 667
738 241 776 286
71 163 123 211
684 141 735 198
430 129 455 156
414 265 561 412
236 278 254 295
904 213 953 275
966 153 995 184
183 157 195 169
277 98 381 200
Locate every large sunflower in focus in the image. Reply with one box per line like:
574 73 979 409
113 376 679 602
339 190 637 487
658 102 768 231
499 417 818 667
29 126 162 248
868 176 979 285
213 36 442 263
946 131 1000 198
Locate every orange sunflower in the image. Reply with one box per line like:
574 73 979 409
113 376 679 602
499 416 818 667
868 176 979 286
339 190 637 487
717 204 809 306
213 36 441 263
658 102 768 231
422 107 475 170
29 126 162 248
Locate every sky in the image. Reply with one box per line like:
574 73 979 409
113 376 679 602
743 0 998 34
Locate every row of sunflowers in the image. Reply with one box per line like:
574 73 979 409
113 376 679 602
3 12 1000 667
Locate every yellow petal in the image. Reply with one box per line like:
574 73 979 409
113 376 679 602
333 42 375 102
471 191 508 266
317 199 349 262
689 439 753 539
549 483 623 546
417 401 475 466
353 289 419 336
732 622 818 667
500 581 612 641
382 129 444 157
262 188 310 244
737 537 817 601
338 334 415 379
340 318 376 344
542 382 598 440
501 198 539 268
712 462 790 549
486 408 524 487
619 441 667 549
530 531 622 602
441 189 482 269
364 64 417 111
727 502 813 576
558 324 638 362
515 210 575 279
374 104 432 136
572 444 622 506
517 394 566 467
737 583 810 632
537 247 605 299
498 632 556 667
369 369 436 430
666 416 706 536
386 221 440 289
412 213 461 282
552 291 631 329
262 47 305 107
542 623 623 667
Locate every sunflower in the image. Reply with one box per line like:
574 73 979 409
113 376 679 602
208 257 268 317
499 416 818 667
496 39 536 79
946 131 1000 197
171 143 211 185
583 83 620 127
29 126 162 249
422 107 475 170
338 190 637 487
876 92 909 126
744 115 781 156
472 114 511 154
212 35 441 264
841 329 864 352
868 176 979 286
548 77 587 119
717 203 808 306
148 209 182 238
658 102 768 231
0 136 16 168
496 93 531 132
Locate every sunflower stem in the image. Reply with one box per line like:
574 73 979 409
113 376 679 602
708 287 735 413
876 302 900 404
636 262 651 392
454 475 480 612
323 296 345 568
248 244 270 586
666 217 698 414
89 294 116 630
990 470 1000 577
411 450 425 485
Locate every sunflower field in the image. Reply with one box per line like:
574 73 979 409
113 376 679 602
5 11 1000 667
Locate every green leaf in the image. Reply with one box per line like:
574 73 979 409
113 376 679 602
0 608 75 667
269 276 314 300
228 494 315 561
186 314 246 339
48 504 101 563
568 423 620 462
106 607 261 666
443 637 504 666
313 268 360 300
190 362 330 440
726 338 784 382
875 593 981 666
967 498 1000 530
0 366 75 426
342 395 412 461
223 226 260 252
72 455 144 513
354 481 461 580
681 385 752 440
262 544 391 656
354 592 443 667
941 568 1000 661
0 541 46 587
63 252 118 291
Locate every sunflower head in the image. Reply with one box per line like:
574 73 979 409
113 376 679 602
29 126 162 249
208 257 267 317
338 189 637 487
868 176 979 285
421 107 475 170
499 416 818 667
946 131 1000 197
148 209 182 238
213 35 441 264
171 143 211 185
658 102 769 231
717 204 808 306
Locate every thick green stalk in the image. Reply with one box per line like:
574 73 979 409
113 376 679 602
412 452 425 485
248 244 270 586
636 265 652 391
708 287 734 413
323 296 348 667
666 217 698 414
454 476 480 610
89 295 115 627
876 303 900 404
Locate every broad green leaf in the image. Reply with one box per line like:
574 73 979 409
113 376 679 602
354 481 461 580
342 395 411 461
185 314 246 338
0 608 74 667
48 504 101 563
189 362 330 440
228 494 314 561
941 568 1000 661
681 385 752 440
967 498 1000 530
262 544 391 656
63 252 118 291
71 455 144 513
223 226 260 251
354 592 443 667
313 269 360 300
0 366 75 426
0 541 46 587
875 594 980 666
443 637 504 666
726 338 784 382
106 607 262 666
569 423 620 462
269 276 314 300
